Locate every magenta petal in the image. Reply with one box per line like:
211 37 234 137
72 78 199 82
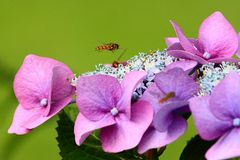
138 116 187 154
76 75 122 121
206 129 240 160
190 96 232 140
117 71 147 117
165 37 179 47
167 50 208 64
100 100 153 153
209 57 240 63
170 21 201 55
210 72 240 120
165 60 198 74
198 11 238 58
74 113 115 145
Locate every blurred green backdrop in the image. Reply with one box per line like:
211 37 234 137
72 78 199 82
1 0 240 159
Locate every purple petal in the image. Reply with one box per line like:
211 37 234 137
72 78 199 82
74 113 115 145
100 100 153 153
14 54 70 110
138 116 187 154
153 101 188 132
210 72 240 121
141 83 165 114
155 68 198 100
167 50 208 64
76 75 122 121
117 71 147 118
165 37 179 47
170 21 202 55
198 11 238 58
209 57 240 63
190 96 232 140
165 60 198 74
206 129 240 160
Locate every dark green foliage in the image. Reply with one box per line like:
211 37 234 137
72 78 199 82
180 135 216 160
56 111 146 160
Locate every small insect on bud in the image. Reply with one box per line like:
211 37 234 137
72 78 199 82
159 92 175 103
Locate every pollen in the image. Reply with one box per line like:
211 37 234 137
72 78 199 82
40 98 48 107
110 107 119 116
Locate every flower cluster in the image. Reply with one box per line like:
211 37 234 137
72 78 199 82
8 11 240 160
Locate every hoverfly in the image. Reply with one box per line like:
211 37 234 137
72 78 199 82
96 43 120 52
110 48 128 68
159 92 175 103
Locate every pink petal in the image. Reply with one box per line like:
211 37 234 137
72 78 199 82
170 21 202 56
100 100 153 153
8 101 71 134
14 54 73 112
74 113 115 145
48 66 75 115
117 71 147 118
209 57 240 63
198 11 238 58
167 50 208 64
206 129 240 160
165 37 179 47
138 116 186 154
236 33 240 57
76 75 122 121
167 42 184 51
8 104 32 135
189 96 231 141
210 72 240 121
165 60 198 74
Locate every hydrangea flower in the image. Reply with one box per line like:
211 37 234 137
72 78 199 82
166 11 239 64
190 72 240 160
74 71 153 152
138 68 198 154
8 54 75 134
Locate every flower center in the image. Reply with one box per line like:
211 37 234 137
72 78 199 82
203 52 211 59
110 107 119 116
40 98 48 107
159 92 175 103
233 118 240 127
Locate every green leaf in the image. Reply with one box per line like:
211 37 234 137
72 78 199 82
180 135 216 160
56 111 145 160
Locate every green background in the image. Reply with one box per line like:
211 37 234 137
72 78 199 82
0 0 239 159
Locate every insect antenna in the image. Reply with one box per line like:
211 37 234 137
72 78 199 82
116 48 127 61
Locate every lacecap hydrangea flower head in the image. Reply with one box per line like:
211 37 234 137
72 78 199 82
7 11 240 160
